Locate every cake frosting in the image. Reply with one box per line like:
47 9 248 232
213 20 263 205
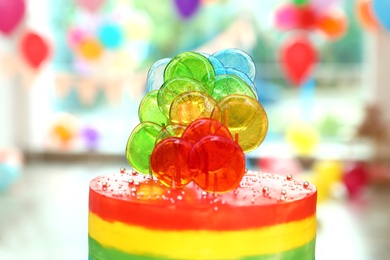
89 169 316 260
88 48 317 259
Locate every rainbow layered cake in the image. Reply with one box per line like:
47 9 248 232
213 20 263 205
88 49 317 259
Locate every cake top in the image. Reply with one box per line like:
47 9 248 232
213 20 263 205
126 49 269 193
90 169 316 207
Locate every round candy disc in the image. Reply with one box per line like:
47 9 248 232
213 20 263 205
215 67 258 99
138 90 169 126
182 118 232 145
150 137 193 189
157 77 207 117
155 124 186 144
189 135 245 193
164 51 215 94
211 94 268 153
126 122 162 174
146 58 171 92
209 74 257 101
213 48 256 81
170 91 217 125
200 52 224 71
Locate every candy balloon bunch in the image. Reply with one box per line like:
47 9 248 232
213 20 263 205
126 49 268 193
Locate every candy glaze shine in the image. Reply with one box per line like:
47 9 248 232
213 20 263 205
88 170 317 260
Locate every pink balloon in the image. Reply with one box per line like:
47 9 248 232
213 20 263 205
67 27 88 49
312 0 340 14
74 0 106 13
275 5 300 30
0 0 25 35
343 161 368 198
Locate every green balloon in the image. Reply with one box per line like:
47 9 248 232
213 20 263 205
157 77 207 118
210 74 257 101
293 0 308 6
126 122 162 174
164 51 215 94
139 90 169 126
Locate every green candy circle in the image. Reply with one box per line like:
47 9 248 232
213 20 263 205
139 90 169 126
210 74 257 101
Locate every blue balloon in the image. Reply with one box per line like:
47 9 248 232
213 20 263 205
0 163 21 194
98 23 123 49
373 0 390 31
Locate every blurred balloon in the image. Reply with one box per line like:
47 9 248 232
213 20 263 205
75 0 106 13
50 113 79 148
174 0 200 20
78 38 103 60
286 121 320 156
275 4 300 30
294 0 309 6
312 0 340 14
19 31 50 69
98 22 123 49
356 0 380 31
68 27 88 49
81 126 100 150
317 7 348 39
0 0 25 35
280 34 317 86
0 148 23 194
343 161 369 198
372 0 390 31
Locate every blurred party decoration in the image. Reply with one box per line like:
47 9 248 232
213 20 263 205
0 0 25 35
49 113 79 149
174 0 200 20
97 22 123 49
312 160 343 202
316 7 348 39
81 126 100 150
78 38 103 60
372 0 390 31
356 0 380 31
280 34 317 86
343 161 369 198
75 0 106 13
19 31 50 69
286 121 320 157
0 148 23 194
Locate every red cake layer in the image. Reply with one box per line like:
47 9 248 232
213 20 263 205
89 169 317 231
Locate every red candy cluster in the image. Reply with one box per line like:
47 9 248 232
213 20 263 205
150 118 245 193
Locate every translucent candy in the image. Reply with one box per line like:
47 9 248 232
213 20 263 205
189 135 245 193
146 58 171 92
211 94 268 153
169 91 217 125
182 118 232 145
157 77 207 117
126 122 162 174
138 90 169 126
209 74 257 101
155 124 187 144
150 137 194 188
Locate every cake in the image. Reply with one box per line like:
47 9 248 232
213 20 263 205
88 49 317 259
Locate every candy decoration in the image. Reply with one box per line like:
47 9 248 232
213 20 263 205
164 51 215 93
280 34 317 86
189 135 245 193
155 124 186 144
157 77 207 117
356 0 380 31
210 74 257 101
213 48 256 82
182 118 232 145
0 0 25 35
170 91 217 125
146 58 171 92
174 0 200 20
214 67 258 98
126 122 162 174
372 0 390 31
150 137 193 188
75 0 106 13
19 31 50 69
139 90 169 126
211 94 268 152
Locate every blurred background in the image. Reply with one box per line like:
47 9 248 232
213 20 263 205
1 0 390 259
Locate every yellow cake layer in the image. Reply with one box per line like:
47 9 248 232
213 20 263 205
88 211 316 259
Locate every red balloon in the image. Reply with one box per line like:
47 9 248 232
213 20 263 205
0 0 25 35
280 34 317 86
19 31 50 69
